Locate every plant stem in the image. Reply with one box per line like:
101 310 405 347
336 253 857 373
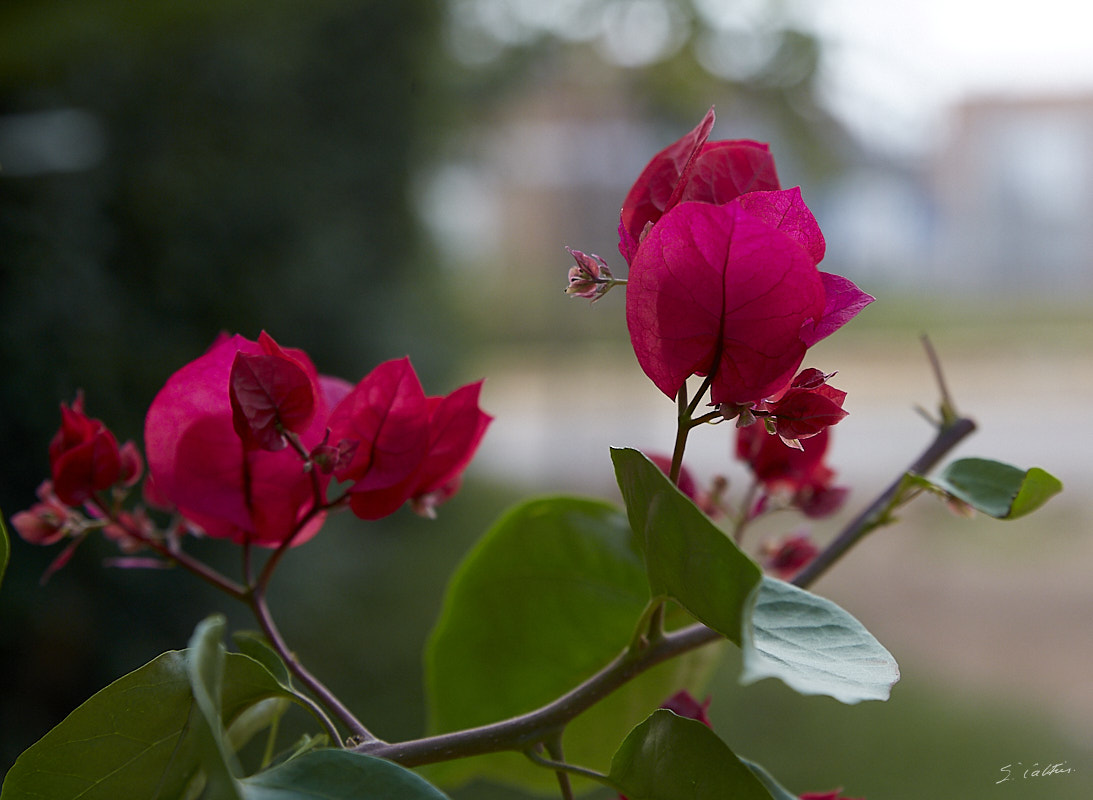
355 624 714 767
524 743 616 794
247 587 377 745
354 409 977 768
790 413 976 589
92 498 248 601
669 375 713 484
544 733 576 800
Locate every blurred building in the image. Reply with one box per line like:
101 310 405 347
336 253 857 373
930 93 1093 293
824 92 1093 296
426 81 1093 304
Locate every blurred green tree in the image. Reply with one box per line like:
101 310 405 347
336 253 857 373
0 0 844 785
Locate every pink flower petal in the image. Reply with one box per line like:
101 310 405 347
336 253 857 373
681 140 780 207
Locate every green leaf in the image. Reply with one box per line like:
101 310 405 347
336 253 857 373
2 644 298 799
930 458 1063 519
239 750 450 799
608 710 772 800
611 447 762 643
741 757 801 800
425 496 721 793
188 614 246 799
233 630 293 689
0 509 9 591
742 576 900 703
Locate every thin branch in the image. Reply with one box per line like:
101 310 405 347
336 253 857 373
248 588 377 745
524 743 616 794
791 413 976 589
355 623 718 767
90 498 248 600
543 733 576 800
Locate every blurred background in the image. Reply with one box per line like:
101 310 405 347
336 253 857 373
1 1 1090 797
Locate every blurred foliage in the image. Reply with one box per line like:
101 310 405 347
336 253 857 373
0 0 855 779
0 0 454 770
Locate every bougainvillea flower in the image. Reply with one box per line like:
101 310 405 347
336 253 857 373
406 382 493 517
736 424 847 519
627 192 827 405
618 107 780 264
660 689 713 727
11 482 73 546
229 331 318 451
47 393 131 506
145 332 337 547
328 358 492 520
799 790 864 800
762 532 820 580
759 368 848 443
564 247 614 302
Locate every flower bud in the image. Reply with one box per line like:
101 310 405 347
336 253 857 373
11 482 73 546
762 531 819 579
564 247 614 302
48 393 123 506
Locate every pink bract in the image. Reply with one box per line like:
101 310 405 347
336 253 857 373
626 194 827 405
144 333 336 548
760 368 848 442
737 423 831 492
327 358 492 520
618 107 780 264
229 331 318 451
48 394 123 506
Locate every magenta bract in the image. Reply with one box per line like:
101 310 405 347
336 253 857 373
48 394 124 506
626 194 827 405
229 331 318 451
761 368 849 442
763 532 819 580
802 273 876 347
328 358 492 521
328 357 431 519
618 107 779 264
144 333 336 548
736 424 847 519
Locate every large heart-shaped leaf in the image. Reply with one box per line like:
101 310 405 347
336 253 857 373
425 496 721 793
609 710 772 800
742 577 900 703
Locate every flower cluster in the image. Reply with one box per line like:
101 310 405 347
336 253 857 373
587 110 866 582
578 107 871 447
736 423 847 520
15 332 491 565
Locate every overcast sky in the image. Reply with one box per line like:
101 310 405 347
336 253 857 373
794 0 1093 153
